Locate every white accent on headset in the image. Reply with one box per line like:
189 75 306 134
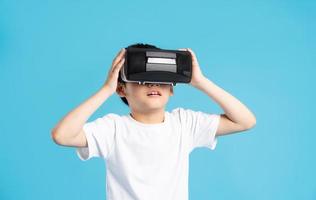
147 57 176 64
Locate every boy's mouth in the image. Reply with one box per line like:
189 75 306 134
147 90 161 97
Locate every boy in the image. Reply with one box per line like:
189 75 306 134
51 43 256 200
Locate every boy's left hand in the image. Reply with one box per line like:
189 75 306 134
178 48 206 87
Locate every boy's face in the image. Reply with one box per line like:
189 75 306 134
116 82 174 112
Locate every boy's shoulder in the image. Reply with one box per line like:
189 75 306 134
94 113 122 123
98 107 200 122
170 107 199 115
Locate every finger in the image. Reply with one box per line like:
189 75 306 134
187 48 196 56
113 48 126 65
112 58 125 73
112 48 126 66
110 50 125 73
186 48 198 62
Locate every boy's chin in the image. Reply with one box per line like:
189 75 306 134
143 101 166 109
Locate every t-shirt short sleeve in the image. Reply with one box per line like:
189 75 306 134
76 114 117 161
174 108 221 152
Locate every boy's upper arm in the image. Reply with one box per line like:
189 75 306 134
56 129 88 148
72 129 88 147
216 114 249 136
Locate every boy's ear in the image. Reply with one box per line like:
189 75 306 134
116 82 126 97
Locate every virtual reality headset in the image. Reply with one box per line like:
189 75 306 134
119 47 192 86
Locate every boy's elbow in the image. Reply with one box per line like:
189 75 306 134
51 129 59 145
243 117 256 130
51 128 64 145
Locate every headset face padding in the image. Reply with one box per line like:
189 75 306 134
120 47 192 86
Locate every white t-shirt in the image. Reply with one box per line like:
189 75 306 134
76 107 220 200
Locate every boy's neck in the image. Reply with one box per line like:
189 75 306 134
129 109 165 124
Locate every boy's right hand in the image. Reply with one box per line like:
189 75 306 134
103 48 126 94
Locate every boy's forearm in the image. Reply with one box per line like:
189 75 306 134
194 77 256 128
52 85 113 139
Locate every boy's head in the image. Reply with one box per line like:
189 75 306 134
116 43 174 111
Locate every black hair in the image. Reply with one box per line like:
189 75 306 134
118 43 161 106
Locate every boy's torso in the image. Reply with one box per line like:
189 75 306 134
105 111 191 200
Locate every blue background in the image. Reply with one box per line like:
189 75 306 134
1 0 315 199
